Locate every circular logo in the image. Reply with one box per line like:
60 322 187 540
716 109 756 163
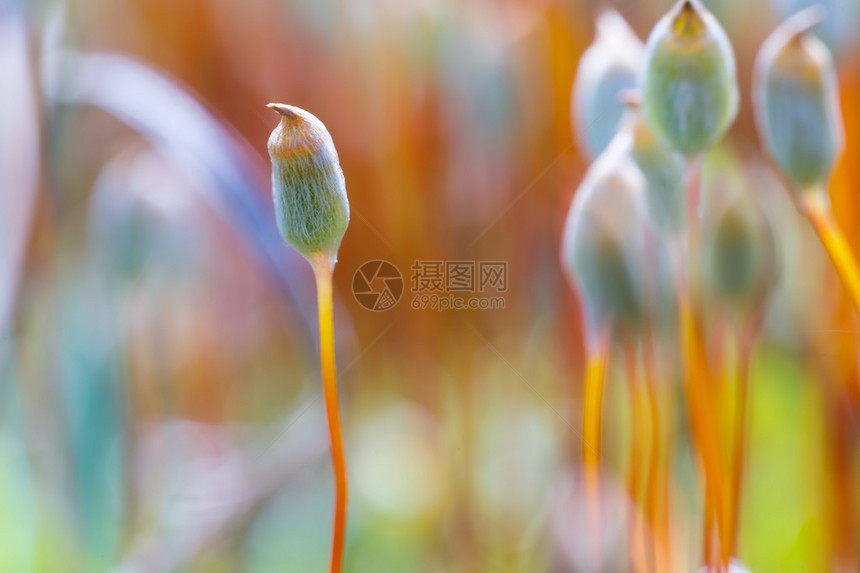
352 260 404 311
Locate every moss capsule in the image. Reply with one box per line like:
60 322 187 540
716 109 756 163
267 103 350 261
572 10 644 159
753 8 843 192
641 0 738 156
701 175 777 315
562 134 646 333
622 93 688 237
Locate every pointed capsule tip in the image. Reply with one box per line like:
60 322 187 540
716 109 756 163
673 0 706 39
267 103 300 119
594 8 629 40
679 0 702 14
594 6 616 20
786 5 827 42
594 7 621 26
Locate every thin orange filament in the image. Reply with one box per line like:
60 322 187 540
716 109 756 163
643 333 666 572
678 281 726 569
727 327 755 557
682 158 730 569
314 256 348 573
583 334 610 483
624 340 648 572
802 192 860 316
583 330 610 550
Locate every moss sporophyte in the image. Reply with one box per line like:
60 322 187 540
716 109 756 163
640 1 739 567
754 7 842 192
562 113 651 560
268 103 350 573
754 10 860 317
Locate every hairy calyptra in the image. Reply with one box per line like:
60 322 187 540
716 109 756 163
753 7 843 192
753 9 860 327
571 10 644 159
622 93 688 238
267 103 350 262
702 186 777 317
641 0 738 157
562 134 646 335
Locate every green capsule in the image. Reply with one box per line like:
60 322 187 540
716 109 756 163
562 136 646 333
753 8 843 191
267 103 350 261
702 184 777 314
571 10 644 159
623 93 688 237
772 0 859 56
641 0 738 156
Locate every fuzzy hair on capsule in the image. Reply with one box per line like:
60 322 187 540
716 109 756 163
641 0 738 156
562 125 648 335
571 10 644 160
753 7 843 191
267 103 350 261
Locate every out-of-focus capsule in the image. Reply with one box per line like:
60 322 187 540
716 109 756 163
753 7 843 192
641 0 738 156
771 0 859 56
561 131 646 334
89 145 204 288
622 92 688 237
571 10 644 160
701 162 778 316
267 103 350 262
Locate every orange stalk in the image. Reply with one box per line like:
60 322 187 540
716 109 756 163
313 255 348 573
703 494 717 570
583 330 611 489
642 332 666 572
624 339 650 572
727 324 755 557
678 280 725 569
801 191 860 316
680 156 729 569
624 341 643 503
583 327 611 548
